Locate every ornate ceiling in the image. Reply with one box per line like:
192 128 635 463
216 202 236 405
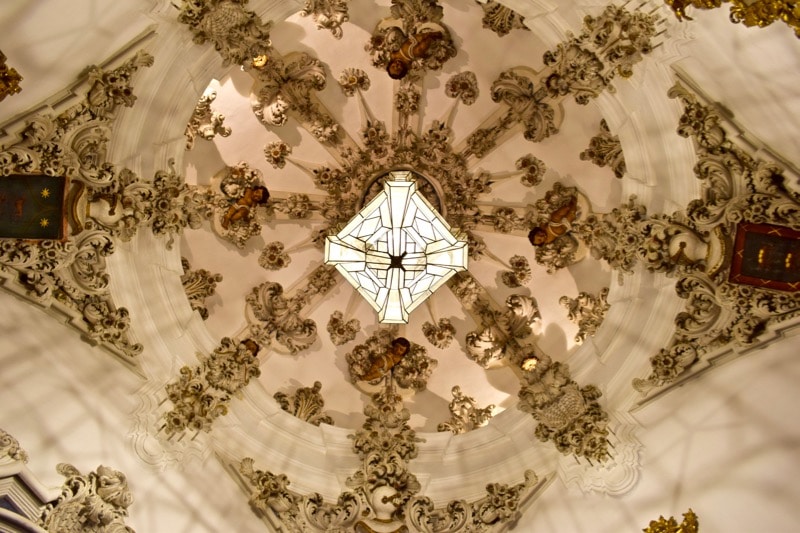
0 0 799 532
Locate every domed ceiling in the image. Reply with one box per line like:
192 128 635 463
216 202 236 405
1 0 799 531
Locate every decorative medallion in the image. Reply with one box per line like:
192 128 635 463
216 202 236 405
325 170 468 323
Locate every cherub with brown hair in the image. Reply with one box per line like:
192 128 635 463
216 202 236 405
221 185 269 229
386 31 443 79
360 337 411 381
528 195 579 247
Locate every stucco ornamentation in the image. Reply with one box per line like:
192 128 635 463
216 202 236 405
274 381 334 426
466 294 540 368
177 0 272 66
475 0 528 37
246 281 319 355
185 90 232 150
180 257 222 320
327 310 360 345
421 317 456 348
162 338 260 436
580 119 626 178
0 428 28 464
560 288 610 345
366 0 457 81
300 0 349 39
634 83 800 394
518 353 610 462
437 385 494 434
346 330 437 391
40 464 135 533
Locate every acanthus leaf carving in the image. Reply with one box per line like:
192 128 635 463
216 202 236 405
580 119 626 178
40 463 135 533
246 282 318 355
437 385 494 434
475 0 528 37
0 427 28 464
185 90 232 150
466 294 540 368
181 257 222 320
560 288 610 345
162 338 261 437
299 0 350 39
274 381 334 426
634 83 800 394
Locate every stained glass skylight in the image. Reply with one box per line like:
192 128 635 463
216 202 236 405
324 171 468 323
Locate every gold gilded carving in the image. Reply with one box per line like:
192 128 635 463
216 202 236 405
180 257 222 320
666 0 799 38
643 508 699 533
0 50 22 102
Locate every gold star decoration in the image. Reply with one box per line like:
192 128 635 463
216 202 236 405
41 188 50 198
39 218 49 228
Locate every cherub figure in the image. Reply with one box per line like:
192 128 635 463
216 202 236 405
360 337 411 381
528 195 579 247
386 31 443 79
221 185 269 229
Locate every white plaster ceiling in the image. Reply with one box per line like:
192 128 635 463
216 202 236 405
1 0 799 530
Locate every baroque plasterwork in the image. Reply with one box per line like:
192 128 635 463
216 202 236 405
436 385 495 434
580 119 626 179
40 463 135 533
274 381 334 426
180 257 222 320
632 82 800 395
0 50 22 102
560 287 611 345
0 427 28 464
184 90 232 150
0 50 154 363
238 384 539 532
162 338 261 437
475 0 528 37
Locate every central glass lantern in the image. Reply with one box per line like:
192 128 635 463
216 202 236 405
324 170 468 323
